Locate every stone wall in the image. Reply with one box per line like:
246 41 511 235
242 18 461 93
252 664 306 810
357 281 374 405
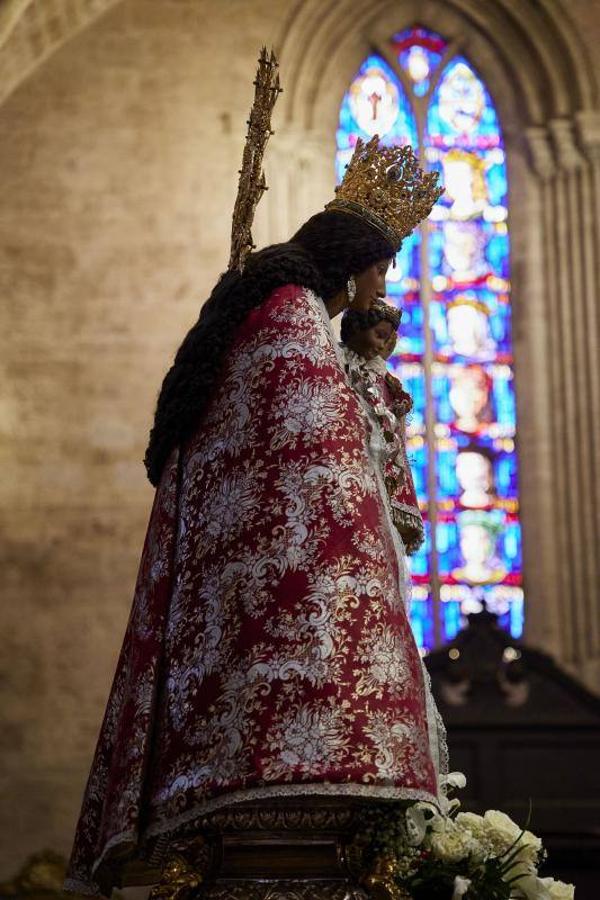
0 0 299 874
1 0 600 878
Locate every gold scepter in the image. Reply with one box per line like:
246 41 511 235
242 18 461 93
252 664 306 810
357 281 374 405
228 47 282 273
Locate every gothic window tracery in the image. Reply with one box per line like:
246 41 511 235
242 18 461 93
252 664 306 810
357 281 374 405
337 26 523 650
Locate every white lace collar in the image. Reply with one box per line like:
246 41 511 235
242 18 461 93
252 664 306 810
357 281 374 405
342 346 388 377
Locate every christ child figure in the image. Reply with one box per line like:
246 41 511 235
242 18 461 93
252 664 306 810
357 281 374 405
341 300 424 555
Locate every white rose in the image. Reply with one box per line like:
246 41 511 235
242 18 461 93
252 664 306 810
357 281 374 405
483 809 523 852
455 811 491 861
456 811 485 836
513 874 574 900
444 771 468 791
514 873 552 900
515 829 543 866
428 819 474 863
539 877 575 900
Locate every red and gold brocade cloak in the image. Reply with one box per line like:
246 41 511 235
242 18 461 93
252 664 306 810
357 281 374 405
66 285 446 896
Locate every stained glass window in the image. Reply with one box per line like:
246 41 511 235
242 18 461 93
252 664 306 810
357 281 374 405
336 27 523 650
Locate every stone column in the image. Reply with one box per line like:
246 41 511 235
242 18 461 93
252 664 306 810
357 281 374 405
525 118 600 690
520 126 564 662
574 110 600 689
256 127 334 247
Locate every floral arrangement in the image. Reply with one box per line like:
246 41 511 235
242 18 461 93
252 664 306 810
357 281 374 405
355 774 575 900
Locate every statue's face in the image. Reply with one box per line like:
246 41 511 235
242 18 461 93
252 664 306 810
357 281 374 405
380 328 397 360
351 259 391 311
348 319 395 361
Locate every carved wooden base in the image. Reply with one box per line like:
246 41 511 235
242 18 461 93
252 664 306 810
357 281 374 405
198 882 366 899
146 799 376 900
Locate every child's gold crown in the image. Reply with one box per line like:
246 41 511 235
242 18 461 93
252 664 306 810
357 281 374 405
326 136 443 250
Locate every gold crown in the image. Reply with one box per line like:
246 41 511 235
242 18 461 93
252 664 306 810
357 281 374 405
326 136 443 250
371 299 402 329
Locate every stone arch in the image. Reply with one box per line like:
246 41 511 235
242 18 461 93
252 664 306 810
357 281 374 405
0 0 121 108
276 0 598 133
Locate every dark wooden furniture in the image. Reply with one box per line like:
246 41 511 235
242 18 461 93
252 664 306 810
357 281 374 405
425 609 600 898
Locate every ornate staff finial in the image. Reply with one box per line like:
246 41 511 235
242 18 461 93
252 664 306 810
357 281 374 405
228 47 282 273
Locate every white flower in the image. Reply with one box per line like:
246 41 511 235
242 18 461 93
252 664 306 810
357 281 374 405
444 771 468 791
452 875 472 899
481 809 544 881
512 873 574 900
514 829 543 867
456 811 485 835
428 818 475 863
539 878 575 900
454 811 490 862
513 873 573 900
483 809 524 853
514 873 552 900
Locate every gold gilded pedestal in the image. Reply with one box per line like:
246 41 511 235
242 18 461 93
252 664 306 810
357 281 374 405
145 798 377 900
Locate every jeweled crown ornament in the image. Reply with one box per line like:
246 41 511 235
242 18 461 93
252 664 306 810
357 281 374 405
326 136 443 250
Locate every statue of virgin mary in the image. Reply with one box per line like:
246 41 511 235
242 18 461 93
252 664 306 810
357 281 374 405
65 55 445 896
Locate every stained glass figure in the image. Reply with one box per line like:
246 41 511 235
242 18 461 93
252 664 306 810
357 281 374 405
427 57 501 148
336 54 417 182
336 28 522 648
391 27 446 98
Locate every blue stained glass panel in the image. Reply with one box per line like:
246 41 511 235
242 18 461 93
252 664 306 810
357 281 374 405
426 146 508 224
392 362 426 433
409 593 435 651
432 363 516 439
442 601 462 641
406 437 428 503
402 47 442 97
430 290 512 364
436 434 518 510
440 584 524 640
427 57 501 149
336 55 417 183
338 27 522 648
487 157 508 206
387 228 420 298
436 509 521 583
508 592 524 637
429 221 510 287
392 27 447 100
390 298 424 360
409 518 432 581
495 448 518 497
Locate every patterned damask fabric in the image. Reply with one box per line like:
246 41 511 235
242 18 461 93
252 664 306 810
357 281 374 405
66 285 443 896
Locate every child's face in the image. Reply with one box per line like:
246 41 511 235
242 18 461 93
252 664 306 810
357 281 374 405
380 329 397 360
348 319 396 360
